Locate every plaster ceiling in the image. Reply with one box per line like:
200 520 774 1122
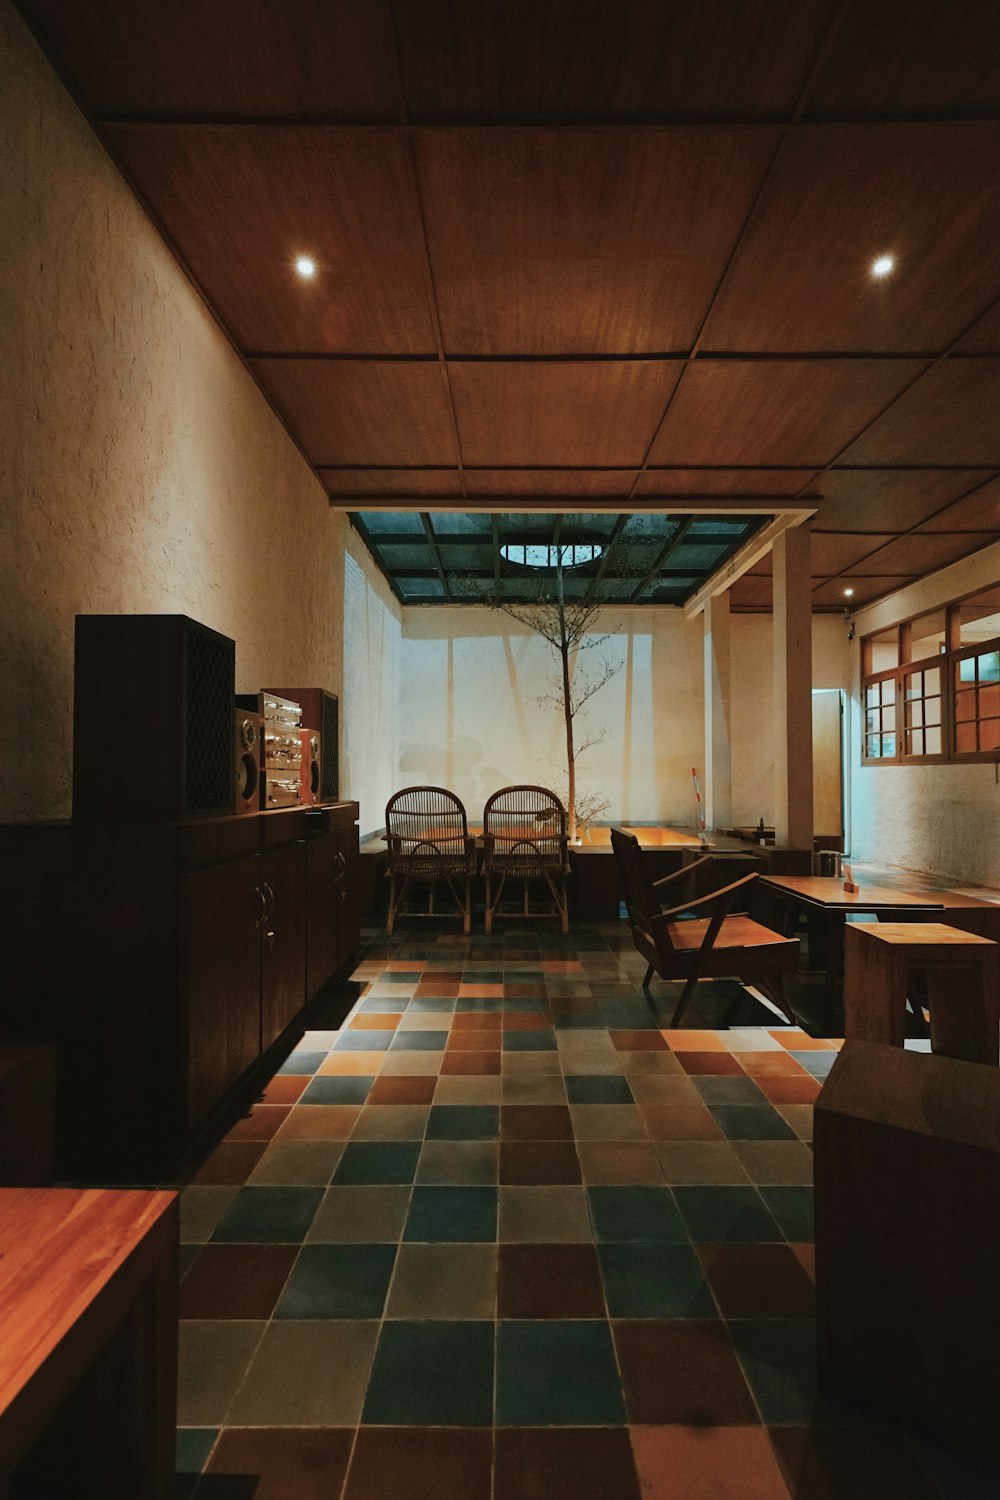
17 0 1000 610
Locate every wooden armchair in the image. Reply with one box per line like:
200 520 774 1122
385 786 476 936
610 827 799 1026
482 786 570 935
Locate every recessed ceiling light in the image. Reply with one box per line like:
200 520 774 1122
844 587 855 597
295 256 317 279
871 254 895 279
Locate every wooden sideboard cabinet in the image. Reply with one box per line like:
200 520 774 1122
0 803 360 1178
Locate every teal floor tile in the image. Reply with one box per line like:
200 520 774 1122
211 1187 323 1243
332 1142 422 1185
587 1187 687 1243
503 1032 557 1051
674 1186 782 1242
566 1076 635 1104
176 1429 216 1477
404 1186 498 1242
389 1030 449 1050
363 1321 494 1425
730 1319 855 1425
709 1104 797 1140
276 1051 327 1076
760 1186 815 1242
334 1031 393 1052
598 1242 715 1317
692 1076 766 1105
496 1321 626 1425
301 1075 375 1105
274 1243 397 1318
427 1105 500 1140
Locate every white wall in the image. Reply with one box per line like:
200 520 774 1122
0 1 399 823
400 605 704 826
850 540 1000 887
343 552 402 836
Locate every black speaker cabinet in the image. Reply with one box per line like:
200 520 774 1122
73 615 236 823
299 728 321 806
234 709 262 815
271 688 339 802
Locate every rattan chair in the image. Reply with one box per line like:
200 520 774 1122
610 827 799 1026
385 786 476 936
482 785 570 935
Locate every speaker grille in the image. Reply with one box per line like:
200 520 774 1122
184 624 236 812
321 693 339 801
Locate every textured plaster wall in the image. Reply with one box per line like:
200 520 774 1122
850 540 1000 887
400 605 706 825
0 2 398 825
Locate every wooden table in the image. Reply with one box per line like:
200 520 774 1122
0 1188 178 1499
759 875 947 1007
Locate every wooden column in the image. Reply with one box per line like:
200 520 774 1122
772 524 813 849
703 592 732 832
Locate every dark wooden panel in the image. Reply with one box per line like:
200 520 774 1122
260 841 307 1050
805 0 1000 118
417 128 777 354
958 300 1000 353
465 470 636 497
844 360 1000 466
728 575 773 610
320 469 463 497
650 360 922 467
251 359 456 465
636 468 819 497
814 468 995 532
811 575 915 607
395 0 834 122
106 127 434 354
917 476 1000 531
854 533 999 577
22 0 399 119
449 362 682 467
703 124 1000 353
810 533 896 575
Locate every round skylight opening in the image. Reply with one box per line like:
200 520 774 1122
501 542 603 569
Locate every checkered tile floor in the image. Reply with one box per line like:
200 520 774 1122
173 921 991 1499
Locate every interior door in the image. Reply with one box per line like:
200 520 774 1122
812 689 844 846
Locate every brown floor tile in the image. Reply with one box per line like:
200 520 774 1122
569 1105 649 1141
180 1243 297 1319
655 1142 750 1186
317 1052 387 1076
769 1425 940 1500
631 1425 792 1500
257 1074 309 1105
434 1076 503 1104
351 1105 430 1140
621 1052 684 1075
447 1031 503 1051
776 1105 814 1141
275 1105 361 1141
459 983 506 997
386 1242 497 1319
498 1243 605 1318
442 1050 502 1075
248 1141 346 1186
698 1243 816 1318
502 1013 554 1030
417 1141 499 1185
627 1074 702 1105
732 1142 814 1186
498 1186 593 1242
386 960 425 971
502 1051 564 1075
500 1104 573 1140
345 1428 492 1500
179 1186 239 1242
737 1052 810 1078
349 1013 400 1030
224 1104 292 1142
664 1030 728 1051
188 1141 268 1185
368 1075 437 1105
499 1140 582 1185
611 1030 670 1051
496 1428 642 1500
204 1427 354 1499
614 1320 759 1425
640 1105 726 1141
308 1185 412 1242
503 983 547 999
452 1013 504 1032
177 1320 266 1426
675 1051 745 1076
229 1321 379 1425
756 1073 822 1104
415 983 459 998
381 1052 444 1076
577 1142 664 1185
791 1243 816 1281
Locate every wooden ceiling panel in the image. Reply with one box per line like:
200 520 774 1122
105 127 434 354
449 363 681 468
813 469 996 532
957 300 1000 353
811 576 914 608
394 0 833 122
917 476 1000 532
464 471 636 497
842 360 1000 465
650 360 923 467
320 469 463 498
416 129 777 355
852 534 998 577
250 360 456 466
636 469 819 497
810 534 896 575
805 0 1000 118
22 0 399 119
728 575 774 610
702 124 1000 353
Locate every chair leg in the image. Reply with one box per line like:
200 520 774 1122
484 871 493 935
463 875 471 936
671 971 700 1027
559 872 568 935
642 963 655 989
386 873 397 935
759 972 797 1026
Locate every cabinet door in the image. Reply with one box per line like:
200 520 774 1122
337 824 361 967
261 840 307 1049
181 856 260 1132
306 832 341 1000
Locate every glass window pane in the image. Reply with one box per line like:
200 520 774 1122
956 588 1000 645
955 721 977 753
882 678 895 704
909 608 947 662
866 735 881 759
908 699 923 728
957 656 977 684
955 689 976 721
924 666 940 696
904 674 922 699
866 684 879 707
925 725 942 754
883 733 896 757
981 719 1000 751
882 705 896 731
866 708 880 733
868 628 899 673
924 697 941 726
978 651 1000 684
907 728 924 756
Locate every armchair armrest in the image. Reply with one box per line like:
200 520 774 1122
652 855 713 889
652 871 759 922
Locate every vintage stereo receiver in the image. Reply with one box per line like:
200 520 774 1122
236 691 303 809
